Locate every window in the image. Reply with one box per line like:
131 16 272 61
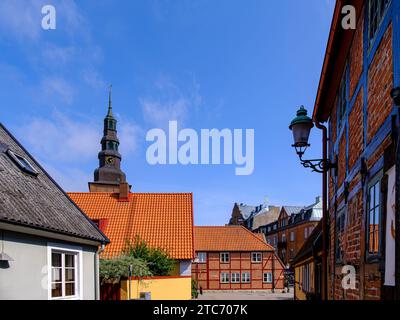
263 272 273 283
196 252 207 263
302 264 311 292
290 231 295 242
367 177 382 257
289 248 294 259
220 272 230 283
368 0 391 46
107 119 116 130
281 249 286 260
242 272 250 283
107 141 118 151
338 72 347 129
335 208 346 263
48 244 82 300
220 252 230 263
231 273 240 283
266 238 271 245
282 233 286 242
251 252 262 263
7 150 38 176
304 228 308 239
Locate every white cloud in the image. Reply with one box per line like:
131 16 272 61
41 77 75 105
15 112 100 164
140 76 202 127
141 97 190 127
0 0 43 41
15 111 142 165
41 162 92 192
82 68 107 90
119 122 143 156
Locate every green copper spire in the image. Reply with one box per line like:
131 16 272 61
107 84 113 117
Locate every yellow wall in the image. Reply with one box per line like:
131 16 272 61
294 260 314 300
120 277 192 300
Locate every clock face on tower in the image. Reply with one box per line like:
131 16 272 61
105 156 115 166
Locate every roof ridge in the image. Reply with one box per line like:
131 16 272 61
67 192 193 195
239 226 274 251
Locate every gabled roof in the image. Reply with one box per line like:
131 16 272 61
0 123 108 244
236 203 256 220
281 206 304 217
194 226 274 252
252 205 281 230
313 0 364 121
68 192 194 260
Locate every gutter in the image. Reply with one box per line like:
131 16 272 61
95 243 106 300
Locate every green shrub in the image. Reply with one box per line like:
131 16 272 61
191 279 199 299
124 236 176 276
99 256 151 284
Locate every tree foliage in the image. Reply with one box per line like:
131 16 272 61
124 236 176 276
99 256 151 284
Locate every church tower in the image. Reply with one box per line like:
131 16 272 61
89 86 129 195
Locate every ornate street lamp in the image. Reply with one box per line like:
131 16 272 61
289 106 337 174
289 105 337 301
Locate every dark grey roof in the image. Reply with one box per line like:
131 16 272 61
282 206 304 216
0 123 109 244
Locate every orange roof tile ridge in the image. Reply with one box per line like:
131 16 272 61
239 226 274 251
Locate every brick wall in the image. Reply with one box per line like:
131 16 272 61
325 8 395 300
349 12 364 99
367 24 393 143
348 89 364 171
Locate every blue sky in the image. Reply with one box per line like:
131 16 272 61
0 0 335 225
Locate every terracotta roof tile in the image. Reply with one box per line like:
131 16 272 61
68 192 194 260
194 226 274 252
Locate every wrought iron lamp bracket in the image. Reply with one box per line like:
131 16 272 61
298 155 337 174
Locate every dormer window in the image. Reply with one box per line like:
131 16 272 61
7 150 38 176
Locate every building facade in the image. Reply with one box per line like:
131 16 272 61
0 123 109 300
312 0 400 299
292 222 323 300
192 226 285 291
255 197 322 266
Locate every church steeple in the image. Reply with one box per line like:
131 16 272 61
89 86 127 193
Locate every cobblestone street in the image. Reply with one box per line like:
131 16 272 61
195 288 294 300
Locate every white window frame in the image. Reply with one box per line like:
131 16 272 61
241 272 251 283
290 231 295 242
47 243 83 300
231 272 240 283
220 252 230 263
263 272 273 283
220 272 230 283
251 252 262 263
197 252 207 263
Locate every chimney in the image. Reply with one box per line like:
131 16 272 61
315 196 322 204
119 182 130 201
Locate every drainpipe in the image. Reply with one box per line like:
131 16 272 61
391 87 400 299
95 243 106 300
314 121 329 301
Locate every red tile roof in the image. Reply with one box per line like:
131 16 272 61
194 226 274 252
67 192 194 260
